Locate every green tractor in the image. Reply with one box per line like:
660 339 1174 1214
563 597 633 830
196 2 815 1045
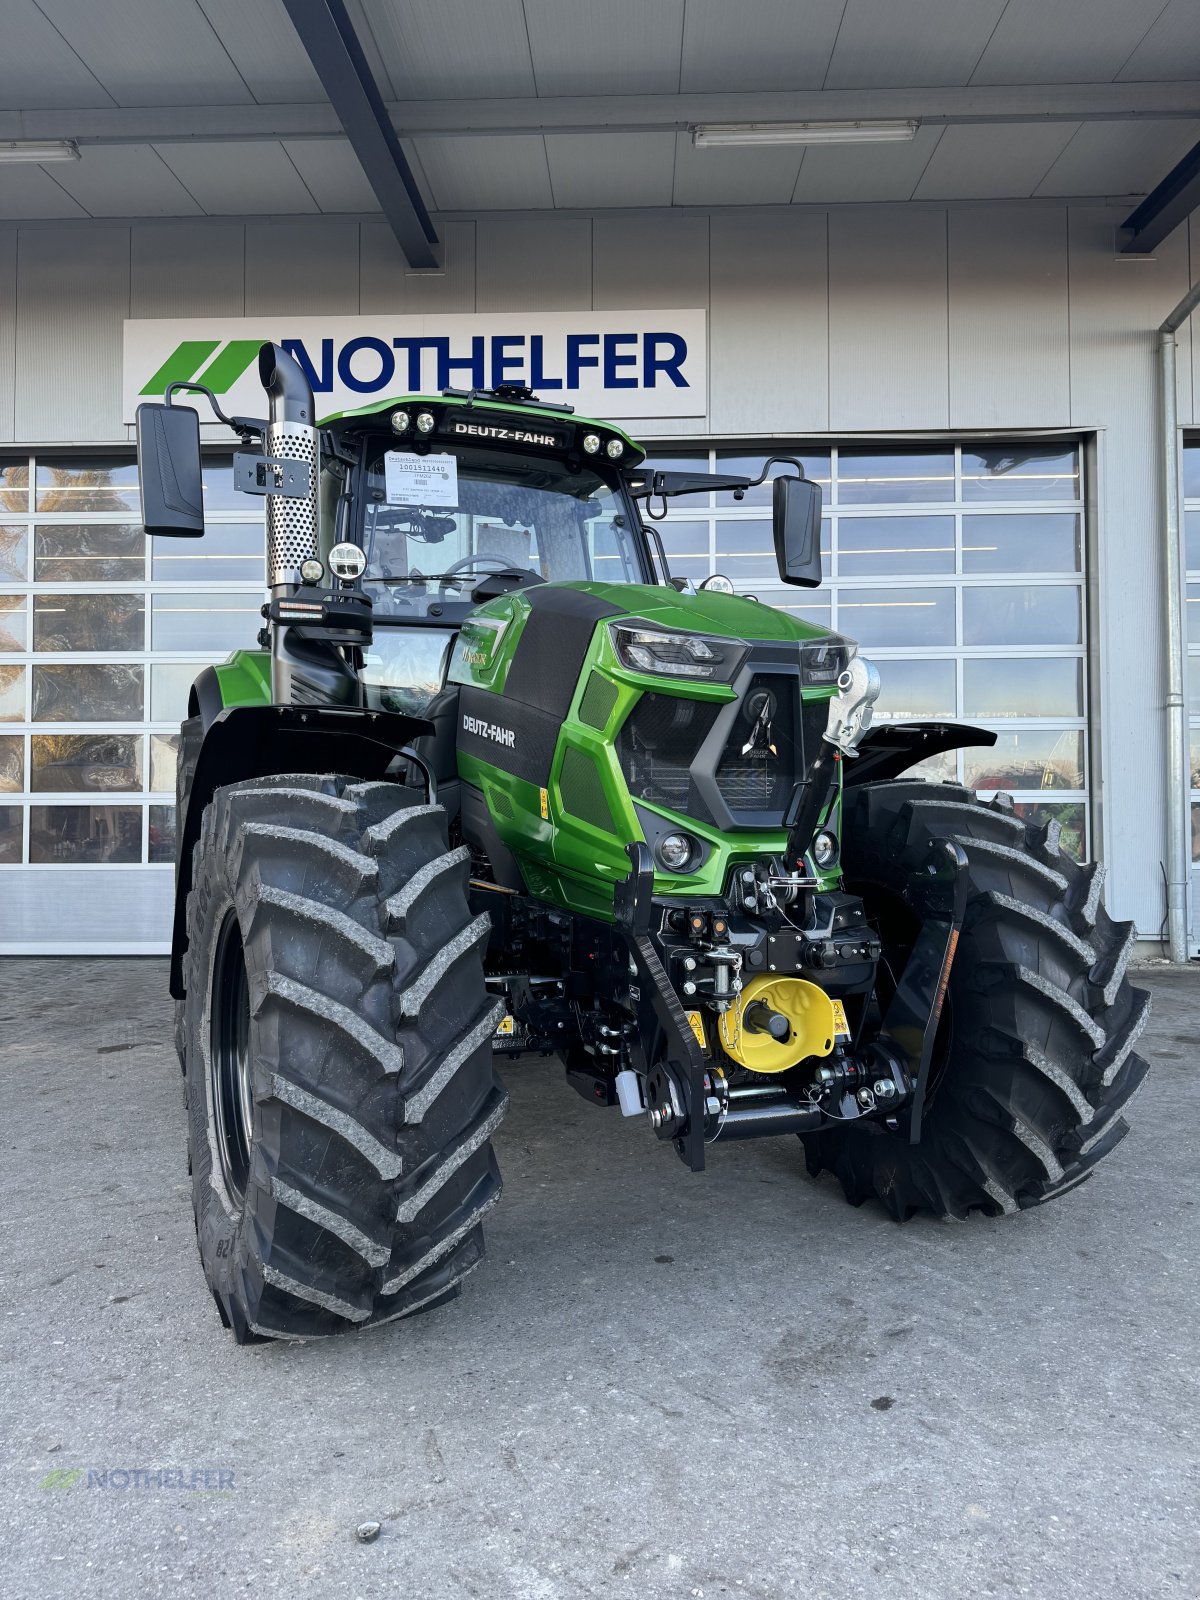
136 344 1149 1343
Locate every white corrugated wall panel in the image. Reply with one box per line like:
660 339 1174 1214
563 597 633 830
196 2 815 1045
0 869 172 952
15 224 129 441
130 222 246 317
828 209 950 431
1068 203 1193 934
948 206 1070 429
360 219 476 313
245 221 361 316
475 218 592 312
710 211 828 437
0 231 15 441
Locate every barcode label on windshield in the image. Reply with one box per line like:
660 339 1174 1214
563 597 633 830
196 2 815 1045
384 451 458 507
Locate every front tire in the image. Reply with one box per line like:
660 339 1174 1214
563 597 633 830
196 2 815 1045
803 781 1150 1219
181 772 506 1341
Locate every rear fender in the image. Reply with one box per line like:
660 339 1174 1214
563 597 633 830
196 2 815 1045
169 703 431 997
842 720 996 788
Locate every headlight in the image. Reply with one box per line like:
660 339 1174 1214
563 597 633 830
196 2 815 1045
811 829 838 870
800 635 854 688
610 621 747 682
655 832 695 871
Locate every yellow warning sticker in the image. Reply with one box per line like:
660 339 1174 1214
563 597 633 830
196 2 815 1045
495 1014 515 1036
685 1009 708 1052
539 787 549 820
830 999 851 1039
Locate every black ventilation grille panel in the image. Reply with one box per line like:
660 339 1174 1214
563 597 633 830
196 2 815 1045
559 746 617 834
616 692 721 821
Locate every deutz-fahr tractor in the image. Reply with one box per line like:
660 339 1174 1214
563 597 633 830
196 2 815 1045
136 344 1149 1343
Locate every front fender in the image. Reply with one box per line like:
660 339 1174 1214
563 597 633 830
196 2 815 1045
841 720 996 788
169 704 431 997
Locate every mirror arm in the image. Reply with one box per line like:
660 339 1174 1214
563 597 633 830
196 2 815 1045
163 381 265 443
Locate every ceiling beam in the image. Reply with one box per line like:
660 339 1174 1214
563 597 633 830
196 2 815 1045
1121 138 1200 254
276 0 437 267
3 82 1198 146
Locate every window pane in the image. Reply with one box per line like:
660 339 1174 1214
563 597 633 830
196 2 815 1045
33 593 145 652
31 734 143 794
656 520 709 561
199 455 258 512
772 592 833 628
1195 802 1200 863
36 458 140 513
964 730 1084 792
1188 511 1200 573
962 585 1081 646
715 452 831 507
0 665 25 721
908 748 957 783
837 587 955 647
0 526 28 581
149 804 177 863
28 804 142 864
962 513 1081 573
1192 658 1200 716
1189 584 1200 644
963 658 1083 718
961 443 1079 502
874 659 957 719
837 515 954 576
0 459 30 515
1191 728 1200 788
150 663 199 722
150 591 262 652
0 804 20 862
0 595 27 651
34 524 145 582
31 664 144 722
1185 444 1200 501
151 522 265 583
1013 801 1085 860
0 735 22 793
150 733 179 792
723 551 789 588
837 450 954 505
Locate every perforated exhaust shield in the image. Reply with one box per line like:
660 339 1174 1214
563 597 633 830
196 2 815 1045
265 417 318 588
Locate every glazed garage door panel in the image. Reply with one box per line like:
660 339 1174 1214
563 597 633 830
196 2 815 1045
646 440 1089 857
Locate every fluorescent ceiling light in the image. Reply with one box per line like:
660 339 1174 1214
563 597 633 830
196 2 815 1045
692 121 919 149
0 140 81 164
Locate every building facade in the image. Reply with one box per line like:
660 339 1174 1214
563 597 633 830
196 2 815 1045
0 202 1194 952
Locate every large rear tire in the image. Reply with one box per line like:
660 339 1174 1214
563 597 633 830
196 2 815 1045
802 780 1150 1219
181 772 506 1341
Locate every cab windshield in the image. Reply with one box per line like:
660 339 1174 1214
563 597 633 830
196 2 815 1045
342 436 649 717
358 438 646 614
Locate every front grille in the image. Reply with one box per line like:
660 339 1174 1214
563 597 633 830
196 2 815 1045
715 673 801 817
616 693 721 819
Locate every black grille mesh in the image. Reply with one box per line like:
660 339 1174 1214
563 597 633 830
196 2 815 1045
715 674 801 815
559 747 617 834
616 693 721 819
578 672 619 730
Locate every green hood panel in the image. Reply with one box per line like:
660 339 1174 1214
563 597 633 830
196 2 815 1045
559 581 832 643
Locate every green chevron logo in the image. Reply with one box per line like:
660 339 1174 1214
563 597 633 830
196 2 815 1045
139 339 264 398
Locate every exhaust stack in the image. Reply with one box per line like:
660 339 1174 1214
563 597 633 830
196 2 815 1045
258 342 318 590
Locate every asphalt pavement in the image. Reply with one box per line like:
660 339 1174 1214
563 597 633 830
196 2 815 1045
0 957 1195 1599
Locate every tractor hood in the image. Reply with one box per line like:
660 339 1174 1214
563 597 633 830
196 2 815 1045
513 581 833 644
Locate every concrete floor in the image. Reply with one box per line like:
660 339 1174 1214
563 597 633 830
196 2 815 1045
0 957 1195 1600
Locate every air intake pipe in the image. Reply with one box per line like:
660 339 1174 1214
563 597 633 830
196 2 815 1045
258 341 318 591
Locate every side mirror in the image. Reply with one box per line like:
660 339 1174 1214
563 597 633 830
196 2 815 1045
772 476 822 588
135 402 205 537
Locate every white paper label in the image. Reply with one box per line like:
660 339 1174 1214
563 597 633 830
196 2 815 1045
384 451 458 507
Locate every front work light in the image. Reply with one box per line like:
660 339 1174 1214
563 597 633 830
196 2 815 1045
329 542 367 581
606 438 624 459
582 433 601 454
610 621 747 683
416 411 435 434
390 409 410 432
